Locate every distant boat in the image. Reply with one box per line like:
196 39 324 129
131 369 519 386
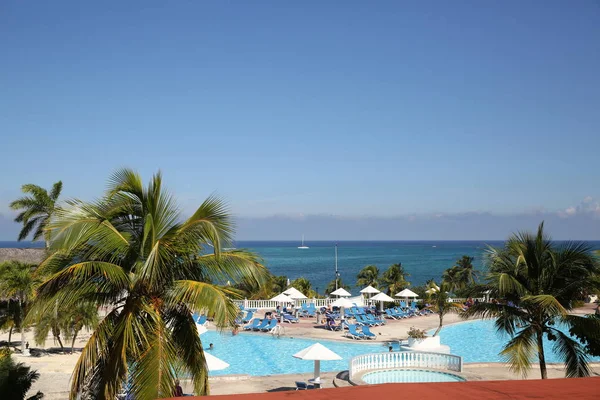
298 235 309 249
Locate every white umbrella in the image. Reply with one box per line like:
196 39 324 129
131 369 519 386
293 343 341 385
395 289 419 298
330 288 351 297
371 292 395 311
204 352 230 371
329 297 354 318
271 293 293 302
360 285 380 294
284 287 308 299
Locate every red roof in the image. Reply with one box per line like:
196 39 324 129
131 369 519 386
162 377 600 400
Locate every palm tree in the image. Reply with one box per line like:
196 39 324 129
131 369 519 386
324 278 351 296
463 222 600 379
381 263 410 295
356 265 379 288
271 275 289 296
427 283 464 336
0 299 21 347
32 169 269 399
63 302 99 353
0 348 43 399
0 262 42 355
9 181 63 246
290 277 316 297
443 255 478 291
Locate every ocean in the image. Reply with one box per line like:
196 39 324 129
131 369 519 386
3 240 599 293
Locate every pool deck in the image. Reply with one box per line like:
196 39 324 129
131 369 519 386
7 304 600 398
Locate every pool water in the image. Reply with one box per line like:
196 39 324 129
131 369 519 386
201 331 385 376
423 320 600 363
363 369 465 384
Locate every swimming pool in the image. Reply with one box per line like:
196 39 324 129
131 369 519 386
422 320 600 363
362 369 465 384
201 331 385 376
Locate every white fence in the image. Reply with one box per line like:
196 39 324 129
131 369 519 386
349 351 463 381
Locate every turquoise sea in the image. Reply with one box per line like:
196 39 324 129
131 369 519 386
5 240 599 294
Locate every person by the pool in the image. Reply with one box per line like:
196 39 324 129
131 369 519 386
209 343 214 350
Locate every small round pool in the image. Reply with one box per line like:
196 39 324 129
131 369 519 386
362 369 466 384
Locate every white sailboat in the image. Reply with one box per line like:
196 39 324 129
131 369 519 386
298 234 309 249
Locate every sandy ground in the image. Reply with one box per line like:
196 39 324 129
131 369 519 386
2 304 598 399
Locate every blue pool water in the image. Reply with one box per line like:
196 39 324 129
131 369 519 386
201 331 385 376
428 320 600 363
363 369 465 384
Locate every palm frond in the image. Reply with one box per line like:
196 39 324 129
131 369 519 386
521 295 566 317
169 280 239 329
549 327 590 377
50 181 63 201
499 326 536 377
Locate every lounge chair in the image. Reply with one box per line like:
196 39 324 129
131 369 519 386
361 325 377 339
385 309 398 319
197 315 207 325
295 381 315 390
242 311 254 324
253 319 270 331
243 318 261 330
365 314 385 326
345 324 365 339
262 319 278 332
283 314 298 323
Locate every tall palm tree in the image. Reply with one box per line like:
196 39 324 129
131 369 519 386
427 283 464 337
32 169 269 399
0 262 42 355
63 302 100 353
9 181 63 246
290 277 316 297
443 255 478 291
463 222 600 379
381 263 410 296
356 265 379 288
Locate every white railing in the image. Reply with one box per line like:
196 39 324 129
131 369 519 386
349 351 462 381
233 295 369 310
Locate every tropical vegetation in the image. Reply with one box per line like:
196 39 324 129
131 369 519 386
356 265 379 288
381 263 410 295
442 255 478 291
0 348 43 400
325 278 350 296
463 222 600 379
0 262 42 355
9 181 63 246
427 282 463 336
31 169 269 399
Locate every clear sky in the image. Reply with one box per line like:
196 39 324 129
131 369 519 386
1 1 599 240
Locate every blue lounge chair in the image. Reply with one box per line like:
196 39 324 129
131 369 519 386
385 309 398 319
295 381 315 390
253 319 270 331
283 314 298 323
361 325 377 339
197 315 207 325
243 318 261 330
242 311 254 324
345 324 365 339
365 314 385 326
262 319 278 332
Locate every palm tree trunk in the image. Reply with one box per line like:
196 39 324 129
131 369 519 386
71 329 79 353
19 296 25 355
8 326 13 346
536 331 547 379
433 313 443 337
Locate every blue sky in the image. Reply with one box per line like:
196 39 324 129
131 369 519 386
1 1 599 239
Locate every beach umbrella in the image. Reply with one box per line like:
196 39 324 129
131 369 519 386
330 288 351 297
360 285 380 305
284 287 308 299
371 292 395 311
293 343 342 385
271 293 293 302
204 352 230 371
330 297 354 318
395 288 419 307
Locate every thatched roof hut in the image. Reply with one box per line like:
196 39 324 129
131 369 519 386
0 248 46 265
